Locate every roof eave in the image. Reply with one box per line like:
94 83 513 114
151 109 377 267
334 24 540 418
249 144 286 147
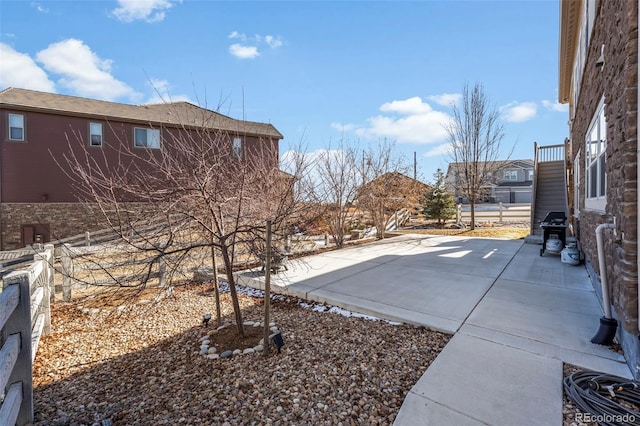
558 0 582 104
0 101 283 140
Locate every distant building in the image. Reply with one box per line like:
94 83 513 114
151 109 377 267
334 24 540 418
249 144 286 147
0 88 283 250
445 159 534 204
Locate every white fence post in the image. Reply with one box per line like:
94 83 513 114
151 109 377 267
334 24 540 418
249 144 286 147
499 202 503 223
1 271 34 425
36 245 53 335
61 244 73 302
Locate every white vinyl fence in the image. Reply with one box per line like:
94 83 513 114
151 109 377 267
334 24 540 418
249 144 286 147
456 203 531 224
0 245 53 426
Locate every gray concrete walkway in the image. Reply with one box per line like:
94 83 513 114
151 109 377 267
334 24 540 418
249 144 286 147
237 234 631 425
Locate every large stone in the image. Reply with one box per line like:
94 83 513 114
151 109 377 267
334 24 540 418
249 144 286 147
220 350 233 359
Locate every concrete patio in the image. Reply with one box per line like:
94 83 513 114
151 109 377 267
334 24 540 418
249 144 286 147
236 234 631 425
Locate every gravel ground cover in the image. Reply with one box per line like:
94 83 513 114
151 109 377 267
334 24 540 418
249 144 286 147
32 283 450 425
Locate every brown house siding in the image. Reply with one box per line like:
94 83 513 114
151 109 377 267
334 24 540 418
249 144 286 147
569 2 638 334
0 110 279 203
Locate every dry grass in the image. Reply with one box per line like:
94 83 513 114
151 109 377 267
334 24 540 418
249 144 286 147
393 227 530 240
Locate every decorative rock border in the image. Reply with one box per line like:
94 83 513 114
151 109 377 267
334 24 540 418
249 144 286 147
197 320 280 360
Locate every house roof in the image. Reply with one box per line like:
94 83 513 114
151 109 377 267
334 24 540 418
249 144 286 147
0 87 283 139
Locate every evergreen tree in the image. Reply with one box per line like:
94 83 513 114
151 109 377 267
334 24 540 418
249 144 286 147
423 168 456 227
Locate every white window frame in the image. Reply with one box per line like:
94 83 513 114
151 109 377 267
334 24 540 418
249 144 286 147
503 170 518 181
584 98 606 211
134 127 160 149
232 137 243 158
89 122 103 147
8 113 24 141
527 169 534 181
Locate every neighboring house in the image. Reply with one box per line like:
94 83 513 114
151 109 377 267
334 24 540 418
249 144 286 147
445 159 534 204
0 88 283 250
559 1 639 376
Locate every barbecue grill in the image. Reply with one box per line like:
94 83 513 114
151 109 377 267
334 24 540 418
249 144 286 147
539 211 567 256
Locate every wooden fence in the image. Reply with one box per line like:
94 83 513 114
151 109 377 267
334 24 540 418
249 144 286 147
0 245 53 425
456 203 531 224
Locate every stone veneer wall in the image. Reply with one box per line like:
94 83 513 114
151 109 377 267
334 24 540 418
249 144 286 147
0 202 160 251
568 1 638 374
0 203 102 250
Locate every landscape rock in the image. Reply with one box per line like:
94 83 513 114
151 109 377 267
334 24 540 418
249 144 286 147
32 283 450 424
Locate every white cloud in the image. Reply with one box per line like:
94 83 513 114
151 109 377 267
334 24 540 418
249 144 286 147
112 0 178 23
31 2 49 13
228 31 246 41
229 43 259 59
380 97 432 115
427 93 461 107
330 122 358 132
35 38 136 101
0 43 55 92
424 144 451 158
227 31 283 59
144 78 191 104
542 99 569 112
264 35 283 48
500 101 537 123
356 97 451 144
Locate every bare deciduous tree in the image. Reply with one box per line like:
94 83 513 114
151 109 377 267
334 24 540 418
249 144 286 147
313 142 361 248
445 82 510 230
57 103 308 337
356 140 417 239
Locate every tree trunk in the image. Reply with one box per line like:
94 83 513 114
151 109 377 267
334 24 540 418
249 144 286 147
220 245 245 336
263 220 272 356
470 200 476 230
210 243 222 327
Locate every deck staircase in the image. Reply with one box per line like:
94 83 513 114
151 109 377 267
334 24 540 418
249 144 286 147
528 143 568 241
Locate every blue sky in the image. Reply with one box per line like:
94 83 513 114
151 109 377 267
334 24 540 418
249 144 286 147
0 0 568 183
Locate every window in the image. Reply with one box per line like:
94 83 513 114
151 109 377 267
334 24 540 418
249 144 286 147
89 122 103 146
503 170 518 181
134 128 160 149
585 98 606 211
8 113 24 141
232 137 242 158
527 170 534 181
